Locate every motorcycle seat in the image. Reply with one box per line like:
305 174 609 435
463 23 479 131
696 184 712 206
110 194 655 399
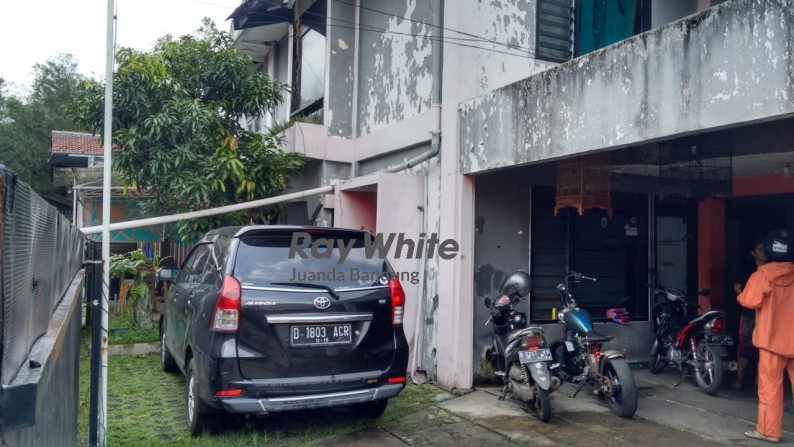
584 331 614 342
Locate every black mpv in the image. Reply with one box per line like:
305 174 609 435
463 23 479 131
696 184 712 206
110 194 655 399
159 226 409 434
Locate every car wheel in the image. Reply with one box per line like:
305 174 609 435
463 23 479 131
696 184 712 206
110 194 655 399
160 320 178 373
353 399 389 418
186 358 210 435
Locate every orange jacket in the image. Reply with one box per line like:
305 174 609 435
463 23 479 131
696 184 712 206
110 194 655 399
738 262 794 357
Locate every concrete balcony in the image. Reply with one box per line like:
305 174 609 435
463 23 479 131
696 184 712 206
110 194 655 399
282 122 355 164
459 0 794 174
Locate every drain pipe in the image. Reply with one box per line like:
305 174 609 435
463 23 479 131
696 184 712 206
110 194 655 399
410 0 443 385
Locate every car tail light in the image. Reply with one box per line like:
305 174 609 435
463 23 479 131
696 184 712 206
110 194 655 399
211 275 241 332
521 334 545 349
711 317 725 334
388 376 406 384
215 388 243 397
389 277 406 326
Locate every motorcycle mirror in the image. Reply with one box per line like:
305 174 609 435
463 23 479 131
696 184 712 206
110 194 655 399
698 289 711 297
484 297 492 309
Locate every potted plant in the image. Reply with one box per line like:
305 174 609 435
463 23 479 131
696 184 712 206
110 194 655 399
109 249 170 331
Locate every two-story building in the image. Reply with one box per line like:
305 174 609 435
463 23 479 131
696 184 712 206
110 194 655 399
228 0 794 391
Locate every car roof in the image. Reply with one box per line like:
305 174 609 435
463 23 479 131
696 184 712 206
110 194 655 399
197 225 371 243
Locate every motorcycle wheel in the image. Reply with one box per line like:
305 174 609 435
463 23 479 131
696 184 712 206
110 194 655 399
693 340 723 394
603 358 638 418
549 341 573 381
533 383 552 422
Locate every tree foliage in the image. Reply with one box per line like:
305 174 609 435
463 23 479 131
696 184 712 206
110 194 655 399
72 20 304 241
0 54 85 192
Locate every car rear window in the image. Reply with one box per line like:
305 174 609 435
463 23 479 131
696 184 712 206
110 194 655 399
233 233 391 289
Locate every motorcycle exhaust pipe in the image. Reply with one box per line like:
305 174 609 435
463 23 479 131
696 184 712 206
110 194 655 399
551 376 562 390
725 360 738 372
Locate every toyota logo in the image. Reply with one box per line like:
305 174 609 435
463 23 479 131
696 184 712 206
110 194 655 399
314 296 331 310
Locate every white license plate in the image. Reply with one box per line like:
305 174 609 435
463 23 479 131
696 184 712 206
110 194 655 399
705 334 733 346
290 324 352 347
519 348 553 364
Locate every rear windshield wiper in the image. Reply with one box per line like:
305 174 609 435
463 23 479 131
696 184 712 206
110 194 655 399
270 282 340 300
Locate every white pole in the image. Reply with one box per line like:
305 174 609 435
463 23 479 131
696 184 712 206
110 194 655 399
100 0 115 444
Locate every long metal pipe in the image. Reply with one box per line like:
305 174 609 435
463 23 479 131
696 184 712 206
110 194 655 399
411 0 443 384
82 185 332 235
80 145 442 236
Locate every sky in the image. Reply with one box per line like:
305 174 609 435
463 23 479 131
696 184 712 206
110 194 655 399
0 0 242 95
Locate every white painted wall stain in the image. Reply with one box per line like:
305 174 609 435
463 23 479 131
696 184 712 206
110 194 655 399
459 0 794 173
359 0 433 135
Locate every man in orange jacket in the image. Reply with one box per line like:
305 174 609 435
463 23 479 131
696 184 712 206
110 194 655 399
738 230 794 444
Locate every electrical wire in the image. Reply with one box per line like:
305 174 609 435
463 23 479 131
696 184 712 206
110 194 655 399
188 0 536 58
243 11 534 59
330 0 538 54
302 8 533 52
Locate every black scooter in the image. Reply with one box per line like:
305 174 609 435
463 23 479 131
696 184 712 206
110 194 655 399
484 271 561 422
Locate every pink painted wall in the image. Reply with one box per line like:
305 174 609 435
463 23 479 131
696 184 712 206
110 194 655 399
377 174 425 368
336 190 377 233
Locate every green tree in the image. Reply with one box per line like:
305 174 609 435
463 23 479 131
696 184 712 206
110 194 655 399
72 20 304 241
0 54 85 192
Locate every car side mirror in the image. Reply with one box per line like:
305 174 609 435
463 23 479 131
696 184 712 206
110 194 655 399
484 297 492 309
158 268 176 282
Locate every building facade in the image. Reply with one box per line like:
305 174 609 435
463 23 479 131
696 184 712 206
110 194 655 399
229 0 794 391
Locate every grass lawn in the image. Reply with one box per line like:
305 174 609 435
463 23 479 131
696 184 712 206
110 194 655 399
77 332 443 446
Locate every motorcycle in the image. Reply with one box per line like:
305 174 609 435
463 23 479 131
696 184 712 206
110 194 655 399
549 272 638 418
484 271 561 422
648 286 737 394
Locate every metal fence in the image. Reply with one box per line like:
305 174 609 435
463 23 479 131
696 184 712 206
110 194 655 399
0 165 84 444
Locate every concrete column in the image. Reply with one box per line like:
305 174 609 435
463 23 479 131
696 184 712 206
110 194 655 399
697 197 726 312
432 2 477 392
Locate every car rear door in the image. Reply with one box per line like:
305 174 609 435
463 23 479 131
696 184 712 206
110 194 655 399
231 230 399 380
173 244 212 363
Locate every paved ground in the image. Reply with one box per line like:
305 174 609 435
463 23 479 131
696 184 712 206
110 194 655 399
319 369 794 446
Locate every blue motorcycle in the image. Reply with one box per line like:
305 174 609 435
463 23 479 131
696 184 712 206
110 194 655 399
549 272 638 418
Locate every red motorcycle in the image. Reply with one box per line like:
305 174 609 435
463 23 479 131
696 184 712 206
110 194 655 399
648 286 737 394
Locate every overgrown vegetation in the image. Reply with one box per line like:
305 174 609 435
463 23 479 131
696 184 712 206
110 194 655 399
0 54 85 192
77 343 442 446
109 249 168 331
71 19 304 241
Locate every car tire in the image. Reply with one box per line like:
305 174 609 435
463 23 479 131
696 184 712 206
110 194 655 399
353 399 389 418
186 358 210 435
160 320 178 373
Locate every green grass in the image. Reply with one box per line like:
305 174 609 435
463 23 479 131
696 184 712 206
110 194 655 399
77 333 442 446
108 326 159 345
106 311 160 345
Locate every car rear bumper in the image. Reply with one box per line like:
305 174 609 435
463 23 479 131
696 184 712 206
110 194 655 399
219 383 404 414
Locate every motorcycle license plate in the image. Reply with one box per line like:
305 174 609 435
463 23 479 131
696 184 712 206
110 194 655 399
519 348 553 364
290 324 352 347
705 334 733 346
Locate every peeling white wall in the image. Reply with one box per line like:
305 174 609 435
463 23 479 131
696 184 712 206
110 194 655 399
357 0 435 135
460 0 794 174
472 0 555 95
